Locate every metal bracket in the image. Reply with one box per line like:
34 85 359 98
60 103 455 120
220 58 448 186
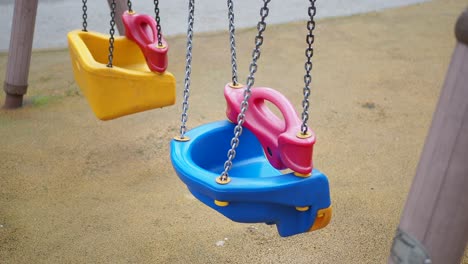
390 228 432 264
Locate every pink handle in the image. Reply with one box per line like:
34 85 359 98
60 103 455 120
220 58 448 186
224 84 315 174
122 11 168 73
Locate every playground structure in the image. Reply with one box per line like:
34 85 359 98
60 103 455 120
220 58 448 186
386 9 468 263
67 0 176 120
1 0 467 262
170 0 332 237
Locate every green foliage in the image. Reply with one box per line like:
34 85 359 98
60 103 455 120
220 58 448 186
31 95 51 107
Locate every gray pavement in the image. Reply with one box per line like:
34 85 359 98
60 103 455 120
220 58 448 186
0 0 429 51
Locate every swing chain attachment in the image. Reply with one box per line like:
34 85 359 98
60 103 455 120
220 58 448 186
82 0 88 32
177 0 195 140
107 0 117 68
127 0 133 13
300 0 317 135
227 0 239 86
154 0 164 48
218 0 271 184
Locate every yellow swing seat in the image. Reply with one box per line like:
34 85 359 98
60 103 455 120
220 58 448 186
67 30 176 120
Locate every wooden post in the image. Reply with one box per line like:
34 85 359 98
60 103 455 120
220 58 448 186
2 0 39 109
388 8 468 264
107 0 128 36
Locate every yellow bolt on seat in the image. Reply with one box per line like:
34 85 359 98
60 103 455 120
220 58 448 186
67 30 176 120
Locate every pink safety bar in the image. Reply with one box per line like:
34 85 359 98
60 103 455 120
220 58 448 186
224 84 316 175
122 11 168 73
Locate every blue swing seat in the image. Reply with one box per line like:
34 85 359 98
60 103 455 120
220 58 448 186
170 120 332 237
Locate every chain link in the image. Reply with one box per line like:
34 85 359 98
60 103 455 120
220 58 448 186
127 0 133 13
227 0 238 86
154 0 164 47
300 0 317 134
219 0 271 181
82 0 88 31
178 0 195 138
107 0 116 68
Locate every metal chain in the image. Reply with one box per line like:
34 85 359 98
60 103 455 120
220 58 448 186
127 0 133 12
82 0 88 31
227 0 238 86
178 0 195 139
107 0 116 68
300 0 317 135
154 0 163 47
219 0 271 182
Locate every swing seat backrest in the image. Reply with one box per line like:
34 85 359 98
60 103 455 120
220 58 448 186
224 84 315 175
122 11 168 73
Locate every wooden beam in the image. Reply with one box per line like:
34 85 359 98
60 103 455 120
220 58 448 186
2 0 39 109
107 0 128 36
456 8 468 45
388 8 468 264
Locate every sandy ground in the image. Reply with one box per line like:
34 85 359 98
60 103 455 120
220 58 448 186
1 0 467 263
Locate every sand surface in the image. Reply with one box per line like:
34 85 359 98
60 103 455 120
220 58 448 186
1 0 468 263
